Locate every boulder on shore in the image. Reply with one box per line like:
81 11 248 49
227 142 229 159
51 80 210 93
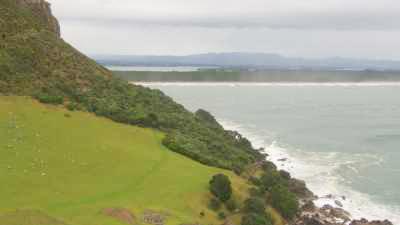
349 218 393 225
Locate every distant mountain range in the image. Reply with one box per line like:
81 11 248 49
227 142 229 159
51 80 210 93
93 52 400 71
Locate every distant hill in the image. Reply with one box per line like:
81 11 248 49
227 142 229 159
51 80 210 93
94 52 400 71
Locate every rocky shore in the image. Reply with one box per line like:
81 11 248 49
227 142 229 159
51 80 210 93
287 177 393 225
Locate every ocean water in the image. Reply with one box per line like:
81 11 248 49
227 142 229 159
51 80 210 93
144 82 400 224
106 66 213 72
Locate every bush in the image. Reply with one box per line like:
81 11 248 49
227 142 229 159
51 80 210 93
279 170 291 180
249 176 261 186
218 212 226 220
241 213 272 225
66 102 79 111
35 93 64 105
270 185 299 220
243 198 265 215
249 187 265 198
208 198 221 211
226 198 238 212
261 161 277 172
209 174 232 202
260 171 288 191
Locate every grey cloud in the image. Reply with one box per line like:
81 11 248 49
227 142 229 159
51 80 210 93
60 10 400 30
47 0 400 59
49 0 400 30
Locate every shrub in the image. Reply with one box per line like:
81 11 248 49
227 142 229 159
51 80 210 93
249 176 261 186
208 198 221 211
218 212 226 220
66 102 79 111
260 171 288 191
35 93 64 105
243 198 265 215
270 185 299 220
226 198 238 212
241 213 272 225
279 170 291 180
209 174 232 202
249 187 265 198
261 161 277 172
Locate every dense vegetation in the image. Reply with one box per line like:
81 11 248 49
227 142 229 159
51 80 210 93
248 163 299 220
0 0 263 172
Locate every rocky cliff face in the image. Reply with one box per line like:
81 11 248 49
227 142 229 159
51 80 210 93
16 0 60 37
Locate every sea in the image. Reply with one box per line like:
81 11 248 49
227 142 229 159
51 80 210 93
141 82 400 224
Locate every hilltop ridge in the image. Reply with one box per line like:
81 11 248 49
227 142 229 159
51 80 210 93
15 0 60 37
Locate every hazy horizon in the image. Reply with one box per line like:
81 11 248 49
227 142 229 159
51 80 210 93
48 0 400 60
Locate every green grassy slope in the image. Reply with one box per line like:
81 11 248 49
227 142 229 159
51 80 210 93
0 97 249 225
0 0 262 172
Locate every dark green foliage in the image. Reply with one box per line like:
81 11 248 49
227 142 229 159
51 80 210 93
209 174 232 202
218 212 226 220
243 198 265 215
226 198 238 212
261 161 277 173
241 213 273 225
270 185 299 220
208 198 221 211
259 171 288 191
279 170 291 180
249 176 261 186
66 102 80 111
0 0 263 172
34 93 64 105
248 187 265 198
195 109 223 129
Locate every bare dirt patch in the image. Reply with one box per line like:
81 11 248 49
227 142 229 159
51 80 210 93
101 208 136 224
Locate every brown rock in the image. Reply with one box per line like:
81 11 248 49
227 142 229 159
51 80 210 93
349 218 393 225
288 178 316 200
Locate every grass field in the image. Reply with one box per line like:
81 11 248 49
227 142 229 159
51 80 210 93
0 97 250 225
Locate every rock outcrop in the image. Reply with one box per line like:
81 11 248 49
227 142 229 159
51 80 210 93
292 200 394 225
349 218 393 225
288 178 316 201
16 0 60 37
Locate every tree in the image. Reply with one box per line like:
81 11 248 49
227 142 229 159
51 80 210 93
209 174 232 202
208 198 221 211
260 171 287 191
226 198 238 212
243 198 265 215
241 213 272 225
270 184 299 220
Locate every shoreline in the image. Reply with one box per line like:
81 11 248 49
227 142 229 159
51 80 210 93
133 81 400 87
218 119 399 225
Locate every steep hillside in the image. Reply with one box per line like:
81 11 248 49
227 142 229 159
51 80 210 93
0 0 263 171
0 97 250 225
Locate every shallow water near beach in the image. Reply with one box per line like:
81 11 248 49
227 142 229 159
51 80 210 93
146 82 400 224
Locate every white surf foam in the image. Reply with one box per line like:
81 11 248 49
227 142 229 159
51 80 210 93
219 119 400 225
136 81 400 87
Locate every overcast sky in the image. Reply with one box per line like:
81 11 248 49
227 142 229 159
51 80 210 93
47 0 400 59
